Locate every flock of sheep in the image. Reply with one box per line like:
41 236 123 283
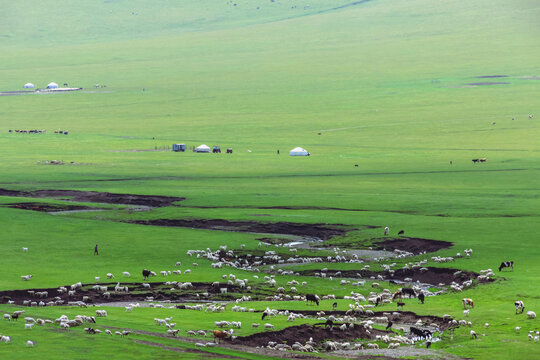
3 236 535 354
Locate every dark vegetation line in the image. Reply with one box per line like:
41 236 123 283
0 167 532 186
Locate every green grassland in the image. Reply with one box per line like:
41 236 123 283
0 0 539 359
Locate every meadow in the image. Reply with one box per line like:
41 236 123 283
0 0 539 358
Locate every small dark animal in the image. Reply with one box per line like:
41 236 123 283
398 230 404 235
142 269 151 280
410 327 424 337
418 293 425 304
332 302 337 311
325 319 333 330
375 296 382 307
306 294 319 306
410 327 432 339
401 288 417 298
499 261 513 272
63 83 68 87
386 320 393 330
261 312 268 320
11 313 19 321
397 301 405 309
354 164 358 167
472 159 479 163
426 341 432 348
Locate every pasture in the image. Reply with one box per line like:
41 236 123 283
0 0 539 359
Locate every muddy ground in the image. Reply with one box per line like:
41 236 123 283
230 323 389 347
0 188 184 207
2 202 100 213
298 266 484 286
130 219 350 241
374 238 452 255
0 282 248 306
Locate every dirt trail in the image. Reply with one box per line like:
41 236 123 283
130 219 350 241
0 188 184 207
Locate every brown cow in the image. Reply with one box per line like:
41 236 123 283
213 329 229 343
462 298 474 309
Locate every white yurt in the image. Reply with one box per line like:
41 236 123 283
195 144 211 153
47 82 59 89
23 83 35 89
289 147 310 156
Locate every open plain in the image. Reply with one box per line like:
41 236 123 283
0 0 539 359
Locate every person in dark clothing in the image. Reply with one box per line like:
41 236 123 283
94 244 99 255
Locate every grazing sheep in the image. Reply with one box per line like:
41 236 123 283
527 311 536 319
22 247 28 252
25 340 34 347
21 275 33 281
122 272 131 277
25 323 34 329
264 323 274 330
107 273 115 279
470 330 477 339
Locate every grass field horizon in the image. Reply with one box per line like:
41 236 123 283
1 0 539 359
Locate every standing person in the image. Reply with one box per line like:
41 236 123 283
94 244 99 256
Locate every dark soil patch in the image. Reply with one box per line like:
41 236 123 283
298 267 484 286
230 323 388 347
465 82 509 86
475 75 508 78
0 282 248 306
0 188 184 207
3 202 98 213
129 219 350 241
374 237 452 254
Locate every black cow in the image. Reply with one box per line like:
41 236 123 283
401 288 417 298
410 327 432 339
325 319 333 330
306 294 319 306
499 261 514 272
142 269 152 280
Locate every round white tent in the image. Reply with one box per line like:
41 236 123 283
195 144 211 153
23 83 35 89
289 147 310 156
47 82 59 89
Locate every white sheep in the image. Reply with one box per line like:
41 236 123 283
122 272 131 277
106 273 115 279
22 247 28 252
21 275 33 281
264 323 274 330
527 311 536 319
25 340 34 347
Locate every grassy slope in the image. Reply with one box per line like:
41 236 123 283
0 0 539 359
